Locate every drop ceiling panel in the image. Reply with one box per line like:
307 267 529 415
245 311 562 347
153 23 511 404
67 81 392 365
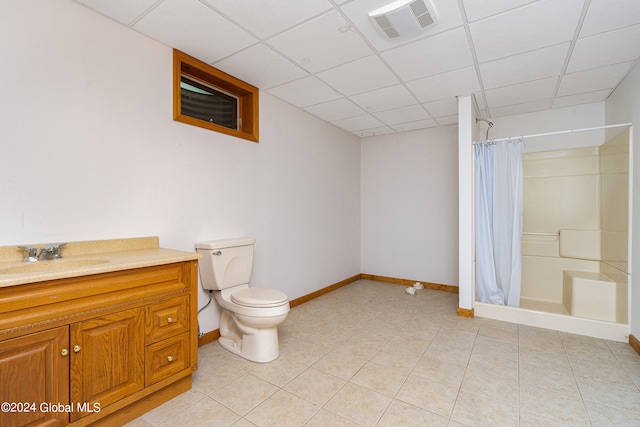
567 24 640 73
558 62 634 97
331 114 385 132
316 55 399 96
304 98 366 122
374 104 431 125
479 43 569 89
267 10 373 73
350 85 417 113
490 99 551 118
435 115 458 125
213 44 307 90
461 0 538 23
484 77 558 109
392 118 438 132
133 0 256 63
74 0 640 137
422 97 459 118
553 90 612 108
382 27 474 81
267 76 342 108
470 0 583 63
406 66 480 103
580 0 640 37
202 0 332 39
76 0 157 25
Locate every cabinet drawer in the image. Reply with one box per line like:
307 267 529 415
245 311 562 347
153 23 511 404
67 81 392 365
146 296 189 345
145 332 190 386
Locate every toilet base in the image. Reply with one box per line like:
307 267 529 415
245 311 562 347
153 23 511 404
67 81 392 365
218 326 280 363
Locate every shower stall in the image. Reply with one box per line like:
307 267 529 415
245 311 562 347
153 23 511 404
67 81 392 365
468 120 632 342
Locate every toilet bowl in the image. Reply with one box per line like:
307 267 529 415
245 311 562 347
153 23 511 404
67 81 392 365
195 238 290 363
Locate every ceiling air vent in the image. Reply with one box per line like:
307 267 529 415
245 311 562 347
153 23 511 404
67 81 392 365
369 0 438 39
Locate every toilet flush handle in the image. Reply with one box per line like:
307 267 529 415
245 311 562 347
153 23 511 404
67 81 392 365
212 251 222 256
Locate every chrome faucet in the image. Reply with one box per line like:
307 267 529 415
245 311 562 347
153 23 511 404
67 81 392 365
37 243 67 261
18 243 67 262
18 245 38 262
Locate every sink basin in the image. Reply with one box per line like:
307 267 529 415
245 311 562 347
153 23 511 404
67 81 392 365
0 259 109 274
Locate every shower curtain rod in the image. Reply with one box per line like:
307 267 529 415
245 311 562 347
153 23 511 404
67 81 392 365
472 122 632 145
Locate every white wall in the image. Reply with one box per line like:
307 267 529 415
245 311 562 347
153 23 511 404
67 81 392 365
360 125 459 286
0 0 361 333
606 61 640 338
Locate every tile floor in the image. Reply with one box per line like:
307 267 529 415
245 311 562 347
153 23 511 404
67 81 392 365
126 280 640 426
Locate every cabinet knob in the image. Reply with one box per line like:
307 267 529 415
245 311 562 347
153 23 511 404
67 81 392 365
61 348 69 357
167 317 174 323
167 355 174 362
73 345 81 353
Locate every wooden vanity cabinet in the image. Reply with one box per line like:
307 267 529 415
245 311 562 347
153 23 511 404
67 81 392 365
0 260 199 427
0 326 69 427
70 308 145 422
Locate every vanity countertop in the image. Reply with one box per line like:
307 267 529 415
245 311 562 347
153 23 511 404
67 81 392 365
0 237 202 288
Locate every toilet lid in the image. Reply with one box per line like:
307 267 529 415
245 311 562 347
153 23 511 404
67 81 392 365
231 288 289 308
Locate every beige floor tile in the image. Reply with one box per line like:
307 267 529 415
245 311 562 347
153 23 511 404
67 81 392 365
520 383 591 425
245 389 319 427
478 324 519 344
370 345 422 373
350 361 409 396
422 341 473 367
451 389 519 427
141 387 208 425
123 417 155 427
230 419 258 427
472 335 519 361
278 336 329 366
467 351 519 381
303 408 361 426
577 376 640 414
247 357 308 387
519 362 580 398
411 356 466 388
396 374 458 417
585 401 640 427
518 345 572 375
127 280 640 427
157 396 241 427
283 367 346 406
324 382 392 426
570 355 637 388
518 326 564 353
377 400 448 427
460 369 519 408
312 347 368 380
211 374 279 416
519 409 573 426
193 362 246 395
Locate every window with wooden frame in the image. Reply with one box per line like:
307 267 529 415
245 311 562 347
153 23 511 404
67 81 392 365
173 49 259 142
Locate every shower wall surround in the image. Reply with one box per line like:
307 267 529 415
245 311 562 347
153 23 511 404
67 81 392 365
520 129 630 323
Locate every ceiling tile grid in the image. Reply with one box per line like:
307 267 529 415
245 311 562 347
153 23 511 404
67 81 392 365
74 0 640 137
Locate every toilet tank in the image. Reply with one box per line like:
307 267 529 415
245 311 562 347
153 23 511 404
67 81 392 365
195 238 255 291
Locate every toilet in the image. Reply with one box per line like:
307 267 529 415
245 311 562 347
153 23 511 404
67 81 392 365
195 238 290 363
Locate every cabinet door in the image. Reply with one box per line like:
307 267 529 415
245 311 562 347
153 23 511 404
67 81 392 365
0 326 69 427
70 308 144 421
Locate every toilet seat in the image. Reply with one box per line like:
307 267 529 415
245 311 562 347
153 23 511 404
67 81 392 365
231 288 288 308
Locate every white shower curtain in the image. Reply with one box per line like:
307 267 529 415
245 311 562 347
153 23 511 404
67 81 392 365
475 139 524 307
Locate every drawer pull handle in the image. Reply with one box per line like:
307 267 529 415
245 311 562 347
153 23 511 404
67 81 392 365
61 348 69 357
73 345 81 353
167 317 174 323
167 355 174 362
